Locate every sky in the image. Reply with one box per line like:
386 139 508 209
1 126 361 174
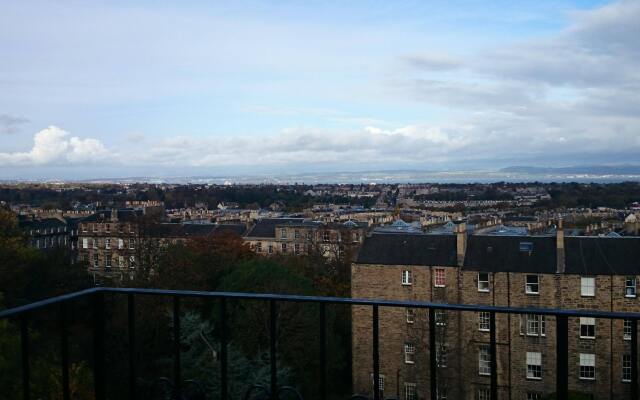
0 0 638 180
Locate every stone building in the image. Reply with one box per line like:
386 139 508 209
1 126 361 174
244 218 367 259
352 224 640 400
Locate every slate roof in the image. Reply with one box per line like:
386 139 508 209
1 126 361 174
81 209 143 223
245 218 306 238
19 218 67 230
463 235 557 273
149 223 247 238
356 233 457 266
565 237 640 275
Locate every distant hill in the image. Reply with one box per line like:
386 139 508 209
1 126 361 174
500 165 640 175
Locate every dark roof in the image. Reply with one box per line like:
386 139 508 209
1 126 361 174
356 233 457 266
81 209 143 223
463 235 557 273
565 237 640 275
19 218 67 230
245 218 305 238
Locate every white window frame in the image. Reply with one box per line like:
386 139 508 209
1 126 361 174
525 274 539 294
623 354 632 383
581 276 595 297
404 343 416 364
406 308 415 324
522 314 546 337
402 270 413 286
478 312 490 332
526 352 542 380
434 268 446 287
625 277 637 298
118 238 124 249
624 319 632 341
82 238 88 249
129 238 135 250
105 238 110 249
478 272 490 292
478 345 491 376
436 343 447 368
579 353 595 380
580 317 596 339
478 388 490 400
435 310 447 326
527 392 541 400
404 382 416 400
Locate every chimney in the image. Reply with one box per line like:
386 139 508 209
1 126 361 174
556 218 565 274
111 208 118 222
455 221 467 267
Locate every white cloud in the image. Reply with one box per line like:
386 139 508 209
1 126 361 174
0 126 110 166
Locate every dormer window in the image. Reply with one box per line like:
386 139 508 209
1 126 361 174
519 242 533 252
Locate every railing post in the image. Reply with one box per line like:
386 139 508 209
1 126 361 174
489 312 497 400
127 294 136 400
372 305 380 400
173 296 181 395
219 298 228 400
632 318 638 400
20 315 30 400
60 303 70 400
429 308 437 400
270 300 278 399
319 303 327 400
556 315 568 400
92 291 105 400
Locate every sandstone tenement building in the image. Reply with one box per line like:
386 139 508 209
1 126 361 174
352 223 640 400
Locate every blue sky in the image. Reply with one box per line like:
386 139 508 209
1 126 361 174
1 0 638 179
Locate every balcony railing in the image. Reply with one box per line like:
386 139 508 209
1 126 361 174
1 287 639 400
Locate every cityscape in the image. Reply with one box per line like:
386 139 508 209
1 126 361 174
1 1 640 400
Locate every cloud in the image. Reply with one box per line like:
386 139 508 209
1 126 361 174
0 126 110 166
402 54 461 71
0 114 29 134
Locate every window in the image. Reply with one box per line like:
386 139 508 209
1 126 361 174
479 345 491 375
580 317 596 339
118 239 124 249
478 273 490 292
434 268 446 287
435 310 447 326
92 239 97 249
437 387 447 400
93 254 99 268
579 353 595 380
479 312 490 331
625 277 637 297
105 238 110 249
129 238 135 249
82 224 87 233
256 242 262 252
404 343 416 364
527 392 541 400
268 244 273 254
323 231 330 241
526 352 542 379
294 230 300 239
372 374 385 396
521 315 546 336
82 238 88 249
105 224 110 233
129 256 136 269
436 343 448 367
404 383 416 400
402 270 412 285
281 243 287 253
478 388 490 400
93 224 98 232
118 256 124 268
624 319 633 340
623 354 632 382
105 253 111 268
294 243 300 254
280 228 287 239
406 308 415 324
519 241 534 252
581 277 595 297
525 275 539 294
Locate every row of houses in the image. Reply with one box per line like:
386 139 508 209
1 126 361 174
351 222 640 400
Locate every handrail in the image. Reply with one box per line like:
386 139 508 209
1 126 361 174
3 286 640 320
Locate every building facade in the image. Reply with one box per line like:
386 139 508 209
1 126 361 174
352 225 640 400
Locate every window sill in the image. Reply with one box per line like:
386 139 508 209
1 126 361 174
434 285 446 288
581 295 595 298
625 295 636 298
402 283 413 286
405 361 415 365
479 372 490 376
526 377 542 381
579 377 595 381
580 336 596 340
479 328 490 332
478 289 490 293
525 292 539 295
622 379 631 384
